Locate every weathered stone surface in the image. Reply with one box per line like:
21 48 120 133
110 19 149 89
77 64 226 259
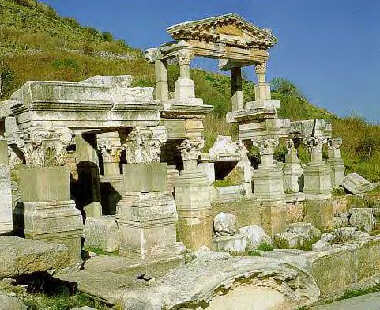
313 292 380 310
213 234 247 252
0 291 27 310
304 200 334 231
123 163 167 193
333 212 349 228
239 225 272 250
0 236 70 278
120 247 319 309
349 208 375 232
275 223 321 250
343 173 374 194
0 140 13 234
84 216 120 253
209 135 245 161
213 212 237 236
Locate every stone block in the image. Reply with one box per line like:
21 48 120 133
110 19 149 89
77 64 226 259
328 158 345 188
0 291 27 310
123 163 167 193
175 78 195 99
0 236 70 278
0 140 8 164
259 203 287 236
274 223 321 250
239 225 272 250
213 234 247 253
303 163 332 200
0 163 13 234
304 200 334 231
343 173 373 194
23 201 83 264
213 212 237 236
18 167 70 202
253 168 285 202
198 163 215 185
349 208 375 232
84 216 120 253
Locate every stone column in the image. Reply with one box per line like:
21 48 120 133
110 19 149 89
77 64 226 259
252 138 285 202
97 131 123 215
0 140 13 234
19 167 83 264
175 49 195 100
254 62 271 101
155 59 169 101
75 134 102 217
327 137 345 188
175 138 212 250
283 139 304 201
231 67 244 112
303 137 332 200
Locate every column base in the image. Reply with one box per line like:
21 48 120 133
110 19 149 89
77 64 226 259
23 200 83 264
175 77 195 100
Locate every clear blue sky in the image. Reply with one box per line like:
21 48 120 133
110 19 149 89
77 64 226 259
41 0 380 122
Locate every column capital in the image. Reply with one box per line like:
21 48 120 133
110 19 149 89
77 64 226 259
327 137 342 150
253 138 278 155
124 126 167 164
254 62 267 75
97 132 122 164
177 49 193 66
24 127 72 167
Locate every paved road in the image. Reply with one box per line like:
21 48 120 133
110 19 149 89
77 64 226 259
313 292 380 310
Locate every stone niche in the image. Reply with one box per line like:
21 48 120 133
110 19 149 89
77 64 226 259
18 167 83 264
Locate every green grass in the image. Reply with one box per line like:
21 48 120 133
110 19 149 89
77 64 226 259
84 246 119 256
256 242 274 251
337 283 380 301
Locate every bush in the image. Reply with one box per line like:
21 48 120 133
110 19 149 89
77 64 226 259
0 64 16 98
257 242 274 251
102 32 113 42
12 0 36 8
52 58 79 71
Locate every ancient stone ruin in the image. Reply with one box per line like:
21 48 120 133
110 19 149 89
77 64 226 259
0 13 379 310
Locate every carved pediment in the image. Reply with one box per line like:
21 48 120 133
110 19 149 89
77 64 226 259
167 13 277 49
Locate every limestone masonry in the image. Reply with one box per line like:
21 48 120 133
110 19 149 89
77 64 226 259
0 13 379 310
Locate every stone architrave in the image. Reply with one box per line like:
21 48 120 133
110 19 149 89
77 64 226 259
18 167 83 264
327 138 345 188
283 139 304 201
175 49 195 100
116 163 184 259
0 141 13 234
252 138 285 202
176 138 213 250
303 137 332 200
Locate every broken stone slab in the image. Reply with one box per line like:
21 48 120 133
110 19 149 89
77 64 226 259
213 212 237 236
274 223 321 250
349 208 375 232
0 291 27 310
238 225 272 250
343 173 374 194
333 212 349 229
120 247 320 309
213 234 247 253
0 236 70 279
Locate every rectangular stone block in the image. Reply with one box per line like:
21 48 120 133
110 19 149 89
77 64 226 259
0 164 13 234
18 167 70 202
304 200 333 231
123 163 167 193
0 141 8 165
84 216 120 253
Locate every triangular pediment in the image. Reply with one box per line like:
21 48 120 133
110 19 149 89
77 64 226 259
167 13 277 49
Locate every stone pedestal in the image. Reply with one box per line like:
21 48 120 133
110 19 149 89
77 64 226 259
283 142 303 194
19 167 83 264
327 138 345 188
303 137 332 200
116 163 184 259
175 169 212 250
252 139 285 203
0 141 13 235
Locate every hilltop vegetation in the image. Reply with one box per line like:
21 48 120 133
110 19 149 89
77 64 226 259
1 0 379 181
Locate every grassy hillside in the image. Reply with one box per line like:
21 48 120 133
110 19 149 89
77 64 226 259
1 0 379 181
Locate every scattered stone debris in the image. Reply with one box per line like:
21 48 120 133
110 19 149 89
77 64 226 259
0 291 27 310
274 223 321 250
213 212 237 236
239 225 273 250
343 173 374 194
349 208 376 232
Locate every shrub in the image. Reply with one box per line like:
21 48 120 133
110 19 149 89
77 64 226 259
0 64 16 98
257 242 274 251
52 58 79 71
102 32 113 42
